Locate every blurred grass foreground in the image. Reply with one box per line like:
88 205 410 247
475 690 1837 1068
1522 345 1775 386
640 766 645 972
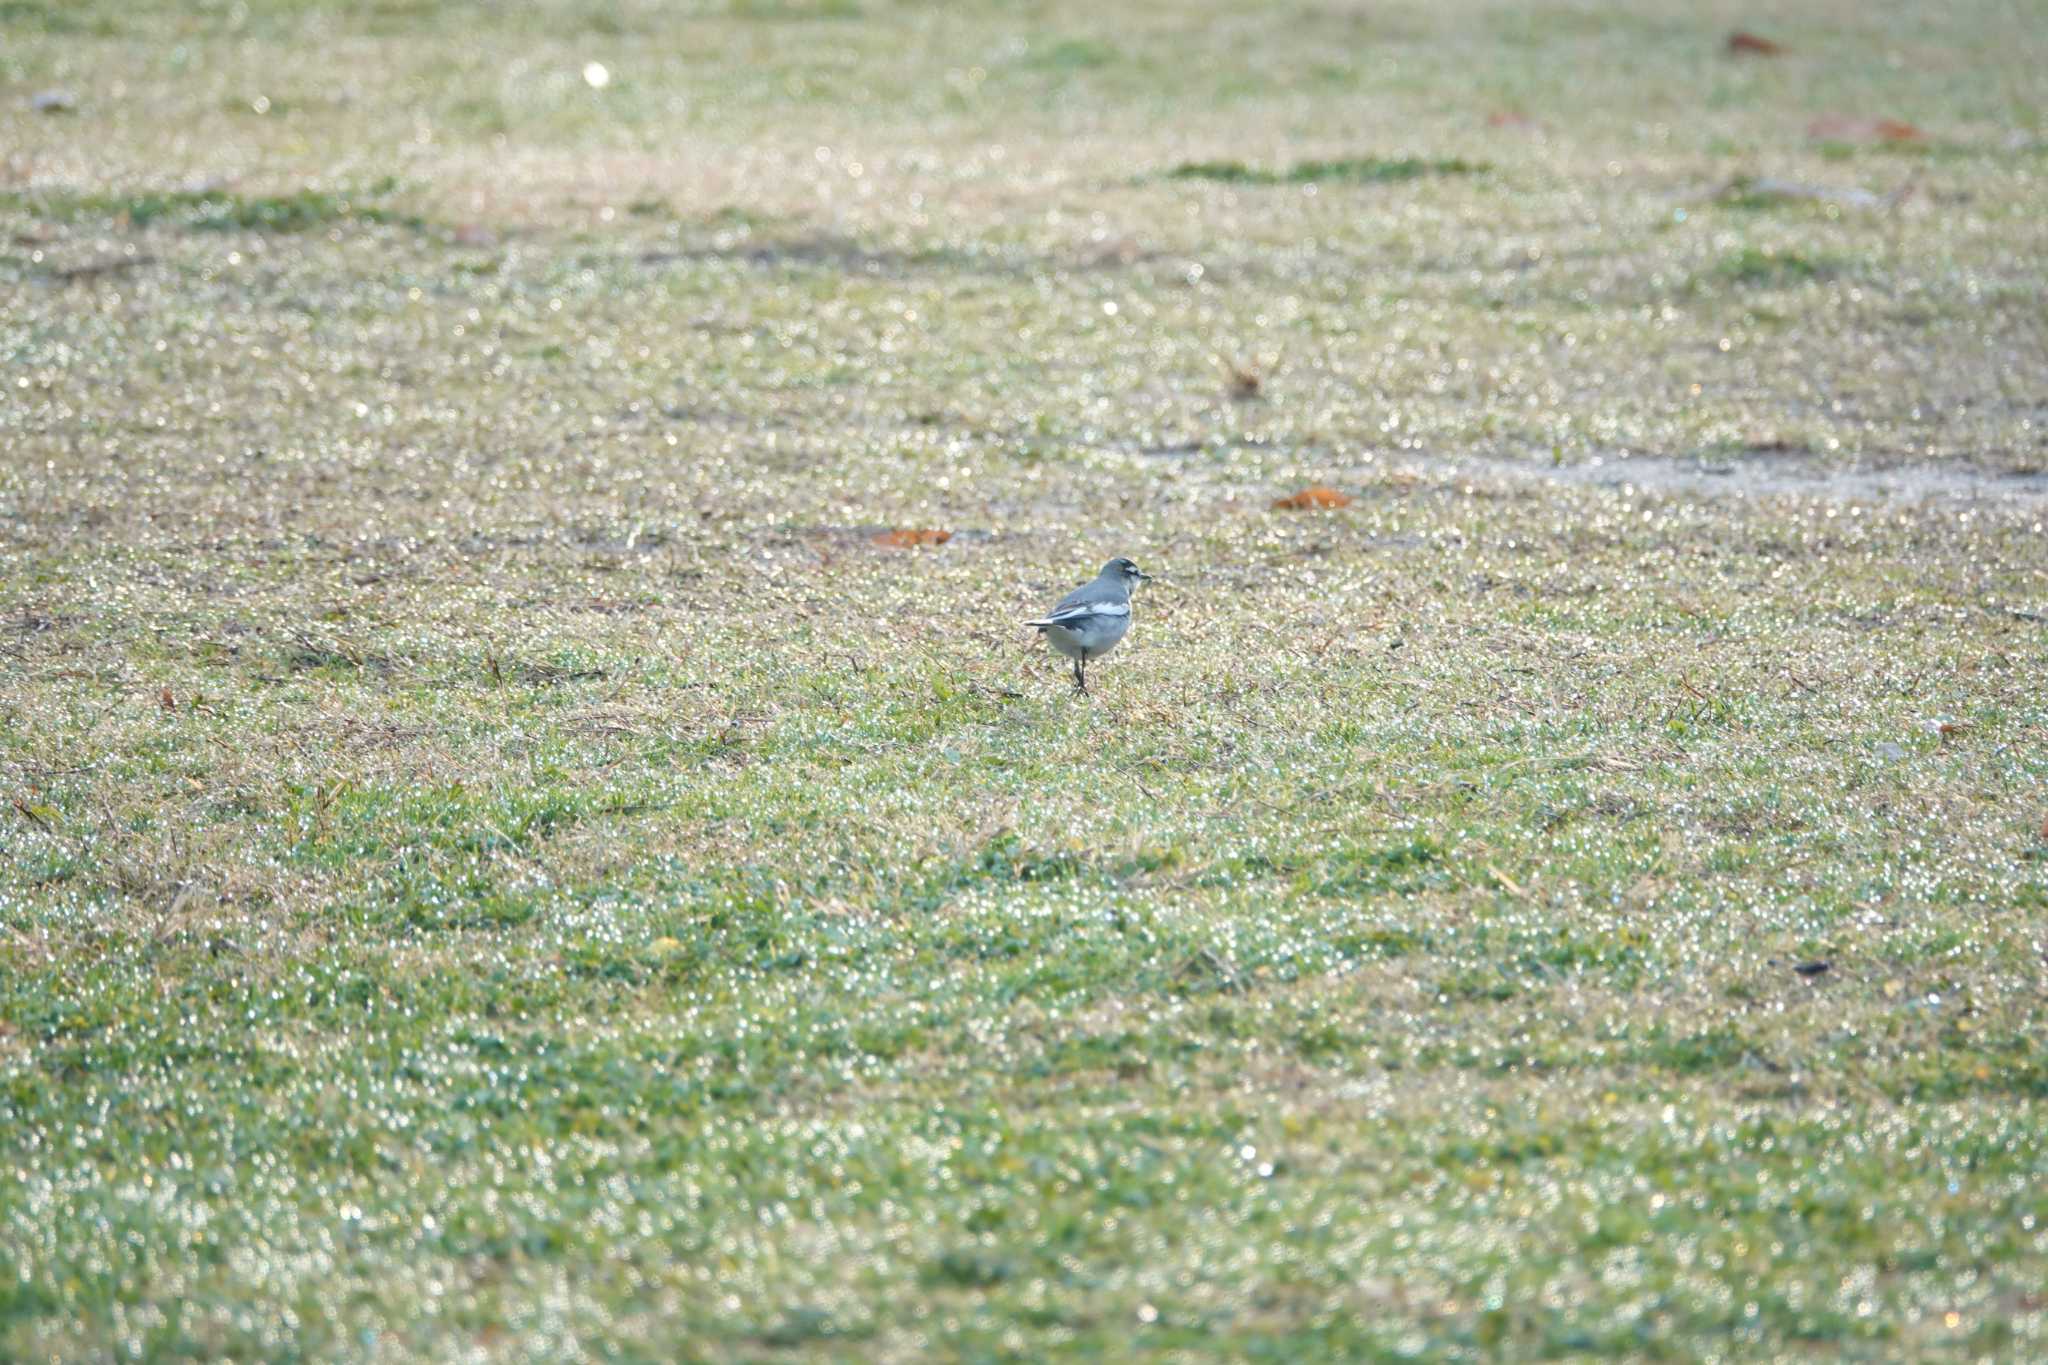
3 0 2046 1358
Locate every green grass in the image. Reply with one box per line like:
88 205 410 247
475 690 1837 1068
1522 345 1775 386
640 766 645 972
3 181 417 233
0 0 117 33
1165 156 1489 185
1710 245 1848 287
3 0 2047 1358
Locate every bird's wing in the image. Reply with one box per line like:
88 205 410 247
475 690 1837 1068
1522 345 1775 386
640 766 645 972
1052 576 1125 614
1030 598 1130 629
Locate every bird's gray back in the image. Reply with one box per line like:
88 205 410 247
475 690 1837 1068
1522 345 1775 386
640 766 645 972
1054 572 1129 614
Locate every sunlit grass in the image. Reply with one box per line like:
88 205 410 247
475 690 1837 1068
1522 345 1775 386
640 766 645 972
3 0 2046 1358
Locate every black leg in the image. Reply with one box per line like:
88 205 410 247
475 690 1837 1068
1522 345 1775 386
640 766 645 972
1073 658 1087 694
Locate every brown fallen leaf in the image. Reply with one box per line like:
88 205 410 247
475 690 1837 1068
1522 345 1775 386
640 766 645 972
2040 812 2048 841
1727 31 1786 56
1272 486 1353 511
1807 114 1925 144
453 223 499 248
872 528 952 548
1486 110 1544 132
159 685 176 711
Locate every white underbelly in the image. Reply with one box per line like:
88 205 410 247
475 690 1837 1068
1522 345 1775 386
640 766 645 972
1043 614 1129 661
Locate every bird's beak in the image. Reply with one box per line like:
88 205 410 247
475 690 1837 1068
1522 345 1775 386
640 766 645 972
1137 570 1155 583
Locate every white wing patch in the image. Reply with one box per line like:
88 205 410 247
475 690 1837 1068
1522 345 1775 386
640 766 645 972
1037 600 1129 627
1048 601 1130 626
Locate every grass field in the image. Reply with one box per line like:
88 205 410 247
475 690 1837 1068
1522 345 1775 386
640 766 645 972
3 0 2046 1358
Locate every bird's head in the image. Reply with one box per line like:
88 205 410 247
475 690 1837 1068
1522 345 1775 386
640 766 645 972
1102 556 1152 587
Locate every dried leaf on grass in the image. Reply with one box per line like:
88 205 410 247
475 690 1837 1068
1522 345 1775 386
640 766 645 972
873 528 952 548
1807 114 1925 144
1726 31 1786 56
1272 486 1353 510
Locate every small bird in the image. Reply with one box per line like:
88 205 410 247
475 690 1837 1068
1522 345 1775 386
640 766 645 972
1028 556 1151 694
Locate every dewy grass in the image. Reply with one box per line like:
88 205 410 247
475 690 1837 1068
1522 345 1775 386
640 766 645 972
4 179 417 233
1710 245 1847 287
1165 155 1488 184
2 0 2047 1358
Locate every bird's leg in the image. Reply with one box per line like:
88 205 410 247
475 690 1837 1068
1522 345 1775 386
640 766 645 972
1072 658 1088 694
